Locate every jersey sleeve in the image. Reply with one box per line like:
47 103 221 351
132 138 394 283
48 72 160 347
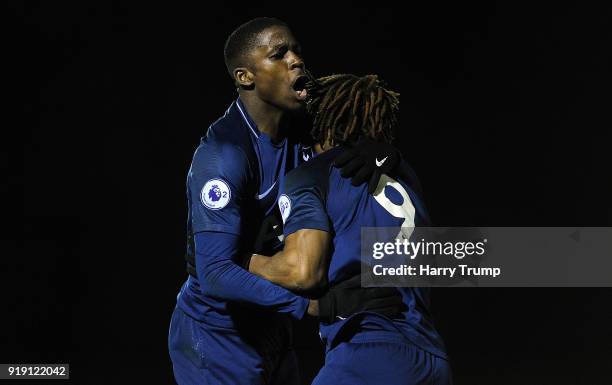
188 142 249 235
187 141 309 318
279 168 332 237
195 231 309 319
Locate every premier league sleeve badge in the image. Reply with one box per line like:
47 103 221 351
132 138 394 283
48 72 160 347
201 178 231 210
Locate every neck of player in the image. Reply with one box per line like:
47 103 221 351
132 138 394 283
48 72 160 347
240 92 285 143
314 138 336 154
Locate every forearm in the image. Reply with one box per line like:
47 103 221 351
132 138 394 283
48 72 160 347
195 232 308 319
248 253 319 316
249 251 304 291
200 257 304 307
250 229 331 292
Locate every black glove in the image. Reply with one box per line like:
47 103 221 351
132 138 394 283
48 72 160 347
318 275 406 324
334 138 402 194
253 210 284 254
241 210 285 270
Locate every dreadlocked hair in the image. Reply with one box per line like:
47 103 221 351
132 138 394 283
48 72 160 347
304 72 399 147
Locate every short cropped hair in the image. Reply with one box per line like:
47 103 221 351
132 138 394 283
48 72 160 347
224 17 288 79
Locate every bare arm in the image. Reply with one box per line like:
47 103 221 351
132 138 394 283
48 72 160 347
248 228 332 292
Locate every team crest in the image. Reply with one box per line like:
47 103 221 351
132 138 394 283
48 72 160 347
278 194 291 223
301 146 313 162
201 179 231 210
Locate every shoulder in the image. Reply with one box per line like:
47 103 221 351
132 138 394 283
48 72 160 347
204 100 254 148
284 148 340 192
193 135 248 163
191 140 249 175
188 141 252 211
190 104 254 176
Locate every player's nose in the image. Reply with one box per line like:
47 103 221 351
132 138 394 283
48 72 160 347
288 51 304 71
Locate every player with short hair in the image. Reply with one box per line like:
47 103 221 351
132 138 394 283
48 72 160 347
168 19 405 385
248 74 452 384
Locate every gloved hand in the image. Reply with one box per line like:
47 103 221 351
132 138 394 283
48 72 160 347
253 211 284 254
241 211 285 269
334 138 402 194
317 274 406 324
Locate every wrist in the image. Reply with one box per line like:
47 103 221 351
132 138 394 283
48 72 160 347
242 253 255 270
307 299 319 316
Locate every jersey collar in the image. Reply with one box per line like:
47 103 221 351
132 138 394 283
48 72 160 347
235 97 260 139
234 97 288 148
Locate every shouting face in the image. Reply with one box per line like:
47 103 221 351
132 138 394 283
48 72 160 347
238 26 309 112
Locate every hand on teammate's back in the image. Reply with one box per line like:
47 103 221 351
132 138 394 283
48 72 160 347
253 211 284 254
334 138 402 194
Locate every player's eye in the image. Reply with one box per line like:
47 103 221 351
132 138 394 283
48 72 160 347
271 47 288 60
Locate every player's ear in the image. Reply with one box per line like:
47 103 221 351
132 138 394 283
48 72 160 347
234 67 255 90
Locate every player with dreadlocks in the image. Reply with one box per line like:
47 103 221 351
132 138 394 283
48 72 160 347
306 73 398 147
247 74 452 384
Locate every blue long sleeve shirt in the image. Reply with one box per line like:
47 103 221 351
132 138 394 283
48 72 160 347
176 98 313 326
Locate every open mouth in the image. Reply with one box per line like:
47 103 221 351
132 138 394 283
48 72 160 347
292 75 308 100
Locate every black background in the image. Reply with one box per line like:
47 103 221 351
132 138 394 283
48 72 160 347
9 2 612 384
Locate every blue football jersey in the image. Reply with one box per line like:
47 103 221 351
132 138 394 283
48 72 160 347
279 147 448 359
177 97 314 325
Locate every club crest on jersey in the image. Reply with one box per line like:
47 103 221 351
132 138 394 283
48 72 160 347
278 194 292 223
201 179 231 210
301 147 312 162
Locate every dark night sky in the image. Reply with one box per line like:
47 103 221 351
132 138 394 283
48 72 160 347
8 2 612 384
